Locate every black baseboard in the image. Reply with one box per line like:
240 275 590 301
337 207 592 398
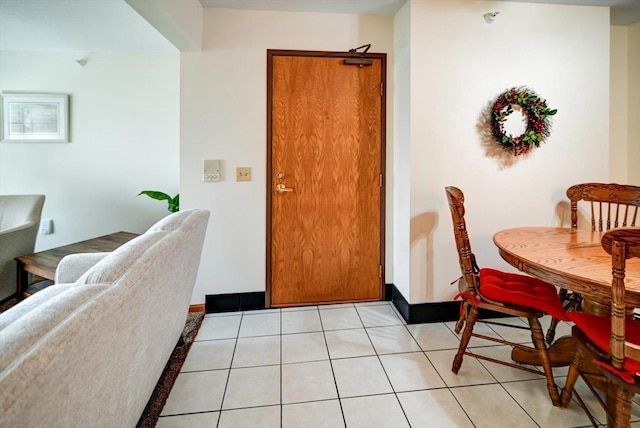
390 285 459 324
389 284 511 324
205 284 501 324
206 284 394 314
384 283 393 301
205 292 265 313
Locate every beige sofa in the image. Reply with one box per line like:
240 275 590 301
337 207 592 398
0 209 209 427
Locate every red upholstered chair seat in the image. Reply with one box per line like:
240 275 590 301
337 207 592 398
479 268 569 321
567 312 640 379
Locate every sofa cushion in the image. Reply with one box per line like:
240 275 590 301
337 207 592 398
74 211 207 287
0 284 109 373
149 210 198 233
0 283 75 332
73 232 168 286
55 252 110 284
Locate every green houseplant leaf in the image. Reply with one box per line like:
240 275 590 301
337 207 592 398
138 191 180 213
168 194 179 213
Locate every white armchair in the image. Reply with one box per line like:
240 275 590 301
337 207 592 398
0 195 45 301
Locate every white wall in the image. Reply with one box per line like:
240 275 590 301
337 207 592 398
0 51 180 250
611 23 640 186
181 9 395 303
629 22 640 185
393 2 411 300
610 26 629 183
407 1 610 302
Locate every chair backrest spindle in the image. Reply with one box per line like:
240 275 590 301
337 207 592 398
568 183 640 231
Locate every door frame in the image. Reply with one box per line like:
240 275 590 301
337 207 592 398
265 49 387 308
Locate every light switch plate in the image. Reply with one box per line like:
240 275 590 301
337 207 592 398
236 167 251 182
40 218 53 234
203 159 221 182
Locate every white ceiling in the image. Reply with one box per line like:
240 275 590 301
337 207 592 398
0 0 638 53
200 0 640 25
506 0 640 25
199 0 408 16
0 0 176 52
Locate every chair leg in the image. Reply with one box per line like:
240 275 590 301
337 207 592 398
452 303 479 374
560 342 586 407
529 316 561 406
546 289 569 345
611 384 633 428
546 317 561 345
455 300 468 334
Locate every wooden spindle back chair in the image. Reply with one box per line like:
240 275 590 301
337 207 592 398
445 186 567 406
567 183 640 231
560 228 640 427
546 184 640 345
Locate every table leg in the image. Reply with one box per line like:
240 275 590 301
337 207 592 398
16 260 28 301
511 335 576 367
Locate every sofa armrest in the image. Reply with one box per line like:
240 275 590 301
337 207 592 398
55 252 110 284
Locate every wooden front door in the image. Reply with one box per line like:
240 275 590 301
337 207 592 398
267 50 386 307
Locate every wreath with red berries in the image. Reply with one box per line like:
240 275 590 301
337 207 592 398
491 87 557 156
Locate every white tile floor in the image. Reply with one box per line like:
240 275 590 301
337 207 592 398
156 301 640 428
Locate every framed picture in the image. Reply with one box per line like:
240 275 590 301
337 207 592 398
1 93 69 142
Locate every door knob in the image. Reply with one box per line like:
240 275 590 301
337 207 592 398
276 184 294 193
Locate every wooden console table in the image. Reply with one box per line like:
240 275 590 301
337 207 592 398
15 231 138 299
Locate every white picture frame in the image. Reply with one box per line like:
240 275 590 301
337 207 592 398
1 93 69 142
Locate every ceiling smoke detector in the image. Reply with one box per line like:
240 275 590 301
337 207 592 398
484 12 500 23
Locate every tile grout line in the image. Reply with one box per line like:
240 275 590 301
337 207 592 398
414 319 493 427
356 303 413 427
215 312 243 428
280 309 283 428
319 303 349 428
446 315 518 427
401 322 450 388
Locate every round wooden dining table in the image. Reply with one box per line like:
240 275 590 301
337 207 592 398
494 227 640 425
493 227 640 308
